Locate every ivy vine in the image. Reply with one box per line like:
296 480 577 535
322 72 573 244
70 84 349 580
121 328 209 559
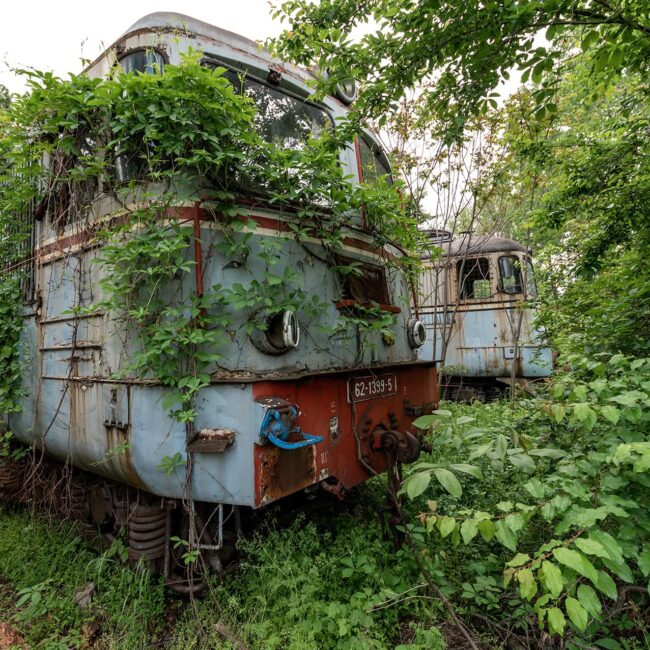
0 52 423 431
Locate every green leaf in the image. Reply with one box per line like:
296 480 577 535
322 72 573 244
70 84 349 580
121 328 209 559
449 463 483 479
433 468 462 498
573 403 597 428
495 520 517 551
528 448 566 459
595 638 623 649
638 548 650 577
478 519 495 542
589 531 624 564
609 47 624 68
601 557 634 583
577 584 602 618
547 607 566 636
580 30 600 51
565 597 588 631
517 568 538 601
541 561 564 598
524 478 545 499
600 405 620 424
460 519 478 545
504 512 526 533
550 404 565 423
574 537 610 560
411 415 439 429
507 553 530 568
508 453 536 473
609 392 639 406
405 471 431 499
553 548 598 584
494 434 508 459
531 62 545 85
438 516 456 538
593 570 618 600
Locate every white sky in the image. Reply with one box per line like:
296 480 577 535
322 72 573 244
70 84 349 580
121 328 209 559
1 1 284 94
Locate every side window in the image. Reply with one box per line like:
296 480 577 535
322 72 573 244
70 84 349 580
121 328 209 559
499 255 523 294
119 49 165 74
525 258 538 298
335 255 390 305
358 137 392 184
457 257 491 300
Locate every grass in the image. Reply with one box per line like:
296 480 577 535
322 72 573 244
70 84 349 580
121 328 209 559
0 483 445 649
0 507 167 648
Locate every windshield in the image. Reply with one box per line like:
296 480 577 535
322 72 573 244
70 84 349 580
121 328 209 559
215 66 331 149
525 258 538 298
499 255 523 294
246 79 330 149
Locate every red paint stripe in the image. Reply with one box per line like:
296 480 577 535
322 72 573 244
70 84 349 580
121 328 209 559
38 230 95 257
353 138 367 229
37 207 398 260
166 206 395 259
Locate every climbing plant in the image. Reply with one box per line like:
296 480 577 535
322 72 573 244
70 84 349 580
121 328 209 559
0 95 30 415
0 53 421 424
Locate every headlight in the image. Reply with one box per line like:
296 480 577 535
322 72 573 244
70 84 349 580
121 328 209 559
335 79 357 104
407 318 427 348
251 310 300 355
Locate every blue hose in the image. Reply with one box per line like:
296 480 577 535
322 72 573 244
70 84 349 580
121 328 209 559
260 408 323 450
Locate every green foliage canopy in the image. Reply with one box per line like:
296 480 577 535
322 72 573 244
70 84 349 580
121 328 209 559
270 0 649 138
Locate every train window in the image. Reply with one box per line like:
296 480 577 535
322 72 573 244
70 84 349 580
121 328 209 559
457 257 491 299
525 259 538 298
499 256 523 294
119 49 165 75
336 255 390 305
246 79 330 149
358 137 392 183
204 60 331 150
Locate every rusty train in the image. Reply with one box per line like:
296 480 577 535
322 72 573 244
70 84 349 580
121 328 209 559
1 13 438 590
417 230 552 400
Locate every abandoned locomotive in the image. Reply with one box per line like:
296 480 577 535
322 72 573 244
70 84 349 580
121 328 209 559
417 230 552 400
1 13 437 590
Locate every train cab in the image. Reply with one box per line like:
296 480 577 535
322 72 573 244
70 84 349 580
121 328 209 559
417 231 552 399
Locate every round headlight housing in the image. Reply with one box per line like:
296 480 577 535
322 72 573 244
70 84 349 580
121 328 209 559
407 318 427 348
335 79 357 105
251 310 300 355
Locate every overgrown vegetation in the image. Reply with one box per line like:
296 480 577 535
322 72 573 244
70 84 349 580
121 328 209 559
0 509 166 648
1 2 649 648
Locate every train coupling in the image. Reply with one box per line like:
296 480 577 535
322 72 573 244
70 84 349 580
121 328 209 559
371 427 421 464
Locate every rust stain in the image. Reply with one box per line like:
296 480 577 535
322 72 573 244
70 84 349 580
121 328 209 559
104 423 147 490
258 444 317 502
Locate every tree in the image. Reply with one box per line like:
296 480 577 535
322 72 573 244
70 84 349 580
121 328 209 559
270 0 649 138
470 52 650 354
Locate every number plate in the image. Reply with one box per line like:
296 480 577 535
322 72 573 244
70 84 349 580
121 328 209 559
348 374 397 403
